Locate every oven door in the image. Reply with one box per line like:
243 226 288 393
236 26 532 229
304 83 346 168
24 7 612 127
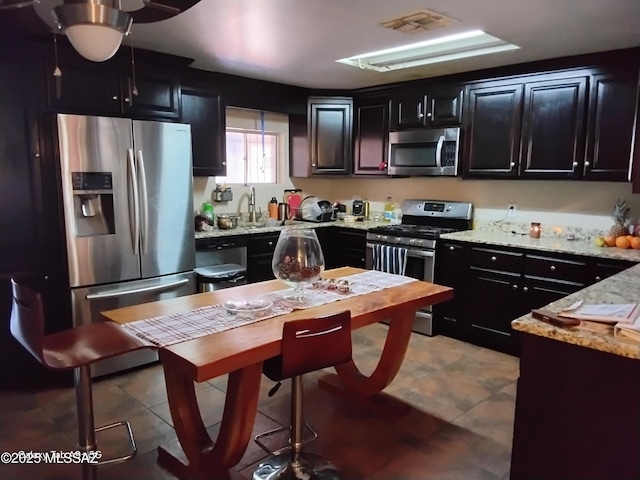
366 243 436 336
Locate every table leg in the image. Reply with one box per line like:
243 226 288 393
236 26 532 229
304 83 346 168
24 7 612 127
158 362 263 480
318 311 415 420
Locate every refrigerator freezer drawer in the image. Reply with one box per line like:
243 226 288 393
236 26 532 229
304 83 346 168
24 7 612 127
70 271 196 377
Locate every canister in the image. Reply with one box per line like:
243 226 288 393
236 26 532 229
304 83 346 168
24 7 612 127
363 201 370 220
278 203 290 220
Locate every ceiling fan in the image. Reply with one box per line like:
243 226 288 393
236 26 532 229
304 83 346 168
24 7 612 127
0 0 201 61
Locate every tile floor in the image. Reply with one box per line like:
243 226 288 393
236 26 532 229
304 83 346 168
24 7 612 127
0 324 519 480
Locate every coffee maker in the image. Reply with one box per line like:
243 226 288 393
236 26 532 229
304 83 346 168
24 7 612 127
352 200 369 220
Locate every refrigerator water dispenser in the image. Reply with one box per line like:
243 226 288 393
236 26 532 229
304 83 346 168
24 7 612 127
72 172 115 237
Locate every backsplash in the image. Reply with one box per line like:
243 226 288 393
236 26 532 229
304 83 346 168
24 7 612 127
294 176 640 234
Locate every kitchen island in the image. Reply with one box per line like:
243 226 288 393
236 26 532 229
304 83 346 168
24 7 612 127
509 263 640 480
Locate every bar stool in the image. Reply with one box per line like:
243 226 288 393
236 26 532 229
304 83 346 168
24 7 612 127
9 279 151 480
253 310 352 480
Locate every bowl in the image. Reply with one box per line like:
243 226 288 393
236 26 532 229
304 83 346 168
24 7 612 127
223 298 273 317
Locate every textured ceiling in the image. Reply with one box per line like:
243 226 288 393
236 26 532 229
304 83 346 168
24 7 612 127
31 0 640 89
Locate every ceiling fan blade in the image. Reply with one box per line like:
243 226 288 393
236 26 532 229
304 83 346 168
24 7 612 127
129 0 200 23
0 0 40 10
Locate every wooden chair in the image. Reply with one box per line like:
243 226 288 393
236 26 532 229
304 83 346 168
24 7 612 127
253 310 352 480
9 279 151 480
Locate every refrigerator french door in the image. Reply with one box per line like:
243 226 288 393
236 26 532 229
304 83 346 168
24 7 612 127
57 114 196 376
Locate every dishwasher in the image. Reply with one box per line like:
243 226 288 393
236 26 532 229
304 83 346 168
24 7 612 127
195 236 248 291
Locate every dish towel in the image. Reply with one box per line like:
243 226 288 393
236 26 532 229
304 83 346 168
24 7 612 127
372 244 408 276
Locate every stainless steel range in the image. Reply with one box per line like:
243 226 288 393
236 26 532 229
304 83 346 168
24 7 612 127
366 199 473 336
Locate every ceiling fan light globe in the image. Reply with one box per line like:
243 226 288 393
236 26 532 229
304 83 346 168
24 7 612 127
52 1 132 62
65 24 123 62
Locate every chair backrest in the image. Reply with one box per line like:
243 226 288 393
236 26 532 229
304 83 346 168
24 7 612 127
9 279 46 366
279 310 352 380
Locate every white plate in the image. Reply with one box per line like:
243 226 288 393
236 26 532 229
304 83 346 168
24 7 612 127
223 298 273 316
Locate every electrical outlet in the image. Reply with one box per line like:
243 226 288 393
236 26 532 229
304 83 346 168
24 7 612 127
507 204 517 218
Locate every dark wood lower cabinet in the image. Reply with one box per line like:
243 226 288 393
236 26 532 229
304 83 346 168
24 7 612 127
246 227 365 282
325 228 366 269
247 232 280 283
511 333 640 479
434 241 638 356
466 267 525 355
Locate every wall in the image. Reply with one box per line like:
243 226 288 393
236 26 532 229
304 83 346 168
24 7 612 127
193 108 314 218
290 176 640 234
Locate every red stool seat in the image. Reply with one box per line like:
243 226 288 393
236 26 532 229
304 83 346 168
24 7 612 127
10 279 151 480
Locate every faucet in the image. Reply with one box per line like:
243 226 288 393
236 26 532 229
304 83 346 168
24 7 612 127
248 186 257 223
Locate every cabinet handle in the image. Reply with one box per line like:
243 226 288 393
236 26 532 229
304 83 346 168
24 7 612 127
449 246 455 251
417 104 424 119
112 95 118 100
512 284 518 290
584 161 590 167
595 276 601 281
509 162 515 170
522 286 528 292
491 256 497 261
268 241 273 246
550 265 556 271
124 97 131 104
572 161 578 168
311 163 317 167
222 161 226 165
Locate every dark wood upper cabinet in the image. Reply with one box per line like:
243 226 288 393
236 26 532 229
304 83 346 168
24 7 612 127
428 85 464 127
390 91 426 129
45 44 180 119
519 75 587 179
585 72 638 181
308 96 352 175
181 85 226 177
46 46 122 114
121 67 180 119
353 99 389 175
463 81 523 177
390 85 463 130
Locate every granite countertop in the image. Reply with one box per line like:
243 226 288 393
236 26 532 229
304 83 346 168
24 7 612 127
440 230 640 262
512 263 640 359
196 221 640 358
194 220 385 239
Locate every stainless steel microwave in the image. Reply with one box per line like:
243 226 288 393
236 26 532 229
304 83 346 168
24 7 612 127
388 127 460 176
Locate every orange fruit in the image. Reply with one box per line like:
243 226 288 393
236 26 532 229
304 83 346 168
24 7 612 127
604 235 616 247
627 235 634 242
615 236 631 249
631 237 640 250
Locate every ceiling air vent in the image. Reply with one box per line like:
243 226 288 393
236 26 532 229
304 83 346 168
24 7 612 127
380 9 455 34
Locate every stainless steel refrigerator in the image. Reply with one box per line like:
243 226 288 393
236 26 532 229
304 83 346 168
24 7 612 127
56 114 196 377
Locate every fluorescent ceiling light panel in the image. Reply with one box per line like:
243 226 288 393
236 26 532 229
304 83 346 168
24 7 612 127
336 30 519 72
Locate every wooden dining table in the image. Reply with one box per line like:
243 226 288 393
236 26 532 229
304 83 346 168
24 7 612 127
101 267 452 480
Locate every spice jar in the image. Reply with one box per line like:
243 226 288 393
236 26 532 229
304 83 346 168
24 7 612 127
530 222 541 239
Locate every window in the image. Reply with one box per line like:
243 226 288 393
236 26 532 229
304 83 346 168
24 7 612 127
216 129 278 184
